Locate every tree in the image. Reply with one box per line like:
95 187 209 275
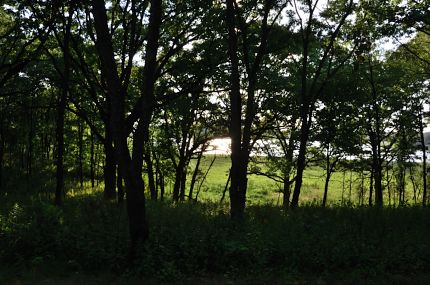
288 0 355 208
91 0 162 258
225 0 286 219
313 72 362 207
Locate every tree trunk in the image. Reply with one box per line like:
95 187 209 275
282 130 296 208
154 153 164 200
291 119 310 208
360 171 365 205
55 8 72 206
349 169 353 203
188 151 203 200
91 0 162 258
386 161 392 206
419 108 427 206
117 164 124 204
282 178 291 208
122 170 148 260
230 151 249 220
180 167 187 201
369 61 383 207
54 83 66 206
189 151 203 200
27 108 34 177
341 170 346 205
78 119 84 188
369 167 374 206
144 146 157 200
225 0 246 220
160 172 165 201
322 150 331 208
173 156 186 202
225 0 271 218
374 160 383 207
104 141 117 200
90 129 95 188
322 144 332 207
409 164 417 204
95 143 101 185
0 124 3 191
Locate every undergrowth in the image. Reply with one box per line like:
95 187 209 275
1 194 430 283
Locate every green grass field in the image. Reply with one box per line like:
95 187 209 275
184 155 422 206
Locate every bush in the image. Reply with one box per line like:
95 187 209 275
1 196 430 281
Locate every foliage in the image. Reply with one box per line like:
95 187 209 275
1 195 430 283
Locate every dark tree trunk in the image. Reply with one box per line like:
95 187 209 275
289 0 353 208
27 108 34 176
322 173 331 208
173 156 186 202
90 129 95 188
226 0 247 220
322 148 338 208
322 150 331 208
349 169 353 203
419 108 427 206
154 153 164 200
369 62 383 207
54 80 66 206
55 8 72 206
172 129 189 202
374 154 383 207
282 127 297 208
20 146 24 171
225 0 271 219
0 122 3 191
159 172 165 201
291 119 310 208
409 165 418 204
104 141 117 200
92 0 149 253
282 178 291 208
341 170 346 204
386 161 392 206
369 135 383 207
398 165 406 204
290 7 312 208
144 146 157 200
369 167 374 206
117 164 124 204
180 167 187 201
360 170 365 205
91 0 162 259
229 152 249 220
77 119 84 188
322 161 331 208
189 151 203 200
95 143 101 185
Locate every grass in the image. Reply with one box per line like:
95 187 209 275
1 196 430 284
188 155 423 206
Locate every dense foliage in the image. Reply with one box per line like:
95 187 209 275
2 197 430 283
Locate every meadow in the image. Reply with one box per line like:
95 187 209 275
186 155 420 207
